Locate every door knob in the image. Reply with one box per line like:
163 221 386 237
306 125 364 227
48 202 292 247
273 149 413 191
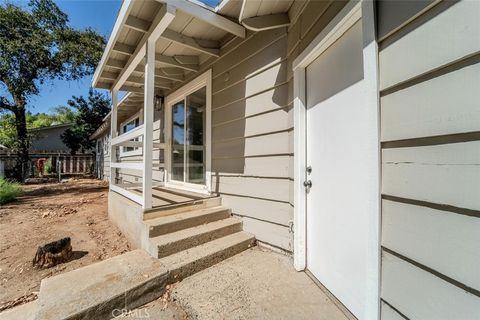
303 180 312 188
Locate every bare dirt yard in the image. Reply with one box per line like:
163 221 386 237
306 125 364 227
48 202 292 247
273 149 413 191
0 179 130 311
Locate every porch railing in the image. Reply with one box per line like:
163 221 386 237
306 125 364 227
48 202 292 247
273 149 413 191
109 118 166 209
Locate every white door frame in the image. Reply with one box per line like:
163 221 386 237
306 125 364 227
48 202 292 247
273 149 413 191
292 1 380 319
165 69 212 194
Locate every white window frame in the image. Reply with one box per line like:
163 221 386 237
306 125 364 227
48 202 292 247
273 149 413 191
103 133 110 155
119 110 144 157
165 69 212 194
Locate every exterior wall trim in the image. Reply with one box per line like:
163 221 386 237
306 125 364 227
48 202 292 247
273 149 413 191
292 0 361 272
165 69 212 194
292 1 381 319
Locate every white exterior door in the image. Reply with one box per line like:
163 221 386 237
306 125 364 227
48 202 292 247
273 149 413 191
305 18 378 319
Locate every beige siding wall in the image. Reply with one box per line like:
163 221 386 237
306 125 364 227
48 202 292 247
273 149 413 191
378 1 480 319
104 1 350 252
209 27 292 251
203 1 347 252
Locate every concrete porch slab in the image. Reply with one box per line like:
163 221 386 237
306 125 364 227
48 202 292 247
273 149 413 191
35 249 168 320
131 247 349 320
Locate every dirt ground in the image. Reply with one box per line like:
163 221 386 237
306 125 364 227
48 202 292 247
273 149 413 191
0 179 130 311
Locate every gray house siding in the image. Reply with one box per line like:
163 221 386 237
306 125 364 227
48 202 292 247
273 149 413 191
104 1 350 252
378 1 480 319
30 124 71 152
191 1 346 252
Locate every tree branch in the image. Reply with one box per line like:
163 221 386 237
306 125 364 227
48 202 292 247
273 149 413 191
0 96 16 112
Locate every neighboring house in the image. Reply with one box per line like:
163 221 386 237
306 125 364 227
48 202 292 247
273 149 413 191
29 123 73 153
1 124 94 177
91 1 480 319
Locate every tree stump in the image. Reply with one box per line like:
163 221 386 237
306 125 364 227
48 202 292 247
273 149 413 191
32 237 72 268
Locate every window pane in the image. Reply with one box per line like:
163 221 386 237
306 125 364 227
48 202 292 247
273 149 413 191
171 101 185 181
186 87 206 184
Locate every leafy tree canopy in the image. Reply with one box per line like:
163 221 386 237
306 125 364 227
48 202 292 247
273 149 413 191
61 89 110 154
0 106 77 149
0 0 105 179
0 0 105 104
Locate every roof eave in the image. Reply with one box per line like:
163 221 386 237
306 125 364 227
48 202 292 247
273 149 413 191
91 0 135 89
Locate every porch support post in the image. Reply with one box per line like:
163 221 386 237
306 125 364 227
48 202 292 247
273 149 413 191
142 39 155 210
110 89 118 185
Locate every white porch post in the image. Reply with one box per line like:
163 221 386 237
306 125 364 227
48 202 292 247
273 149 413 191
142 39 155 210
110 89 118 185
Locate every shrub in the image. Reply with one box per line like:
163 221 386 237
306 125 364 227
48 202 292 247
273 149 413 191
44 158 53 174
0 179 23 205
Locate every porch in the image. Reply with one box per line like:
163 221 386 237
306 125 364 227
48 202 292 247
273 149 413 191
118 184 217 209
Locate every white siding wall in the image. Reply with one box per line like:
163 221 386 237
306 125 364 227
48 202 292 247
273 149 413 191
378 1 480 318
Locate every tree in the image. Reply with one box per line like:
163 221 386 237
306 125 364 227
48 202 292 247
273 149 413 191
0 0 105 180
61 89 110 154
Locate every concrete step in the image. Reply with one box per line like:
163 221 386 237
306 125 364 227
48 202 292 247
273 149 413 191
145 206 231 238
161 231 255 282
149 217 243 258
0 301 37 320
143 196 222 220
34 250 168 320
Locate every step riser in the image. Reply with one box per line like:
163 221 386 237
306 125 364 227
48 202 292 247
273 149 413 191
148 209 230 238
167 237 255 282
156 222 242 258
143 197 222 221
64 274 168 320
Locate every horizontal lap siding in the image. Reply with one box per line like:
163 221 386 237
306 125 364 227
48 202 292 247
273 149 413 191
210 25 293 251
382 252 480 320
379 1 480 318
209 1 346 251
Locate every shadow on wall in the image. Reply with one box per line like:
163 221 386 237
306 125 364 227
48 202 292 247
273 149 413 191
211 29 289 193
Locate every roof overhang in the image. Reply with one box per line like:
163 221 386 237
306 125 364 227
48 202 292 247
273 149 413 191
92 0 248 96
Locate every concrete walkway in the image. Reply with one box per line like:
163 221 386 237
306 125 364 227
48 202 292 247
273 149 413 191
130 247 348 320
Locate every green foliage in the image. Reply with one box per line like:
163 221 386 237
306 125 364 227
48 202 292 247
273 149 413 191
0 178 22 205
44 157 53 174
61 89 110 154
0 108 77 149
0 0 105 180
0 0 105 99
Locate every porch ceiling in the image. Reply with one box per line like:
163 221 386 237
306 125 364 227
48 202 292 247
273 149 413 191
93 0 241 96
92 0 304 97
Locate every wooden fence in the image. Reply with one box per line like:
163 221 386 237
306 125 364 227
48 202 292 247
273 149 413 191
0 153 94 179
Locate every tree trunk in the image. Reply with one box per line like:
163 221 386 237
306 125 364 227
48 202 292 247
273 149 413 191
13 98 29 182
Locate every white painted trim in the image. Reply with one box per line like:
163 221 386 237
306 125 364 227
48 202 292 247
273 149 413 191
111 124 145 147
110 184 143 205
113 4 176 92
361 2 381 319
109 89 118 184
292 2 380 319
162 0 246 38
165 69 212 194
293 1 362 70
92 0 134 87
142 38 156 210
110 162 143 171
241 13 290 32
293 67 306 271
292 0 362 274
119 110 144 157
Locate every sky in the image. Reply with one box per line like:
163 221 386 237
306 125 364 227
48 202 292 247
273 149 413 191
1 0 124 114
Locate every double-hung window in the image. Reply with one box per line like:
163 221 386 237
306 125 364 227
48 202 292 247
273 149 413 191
120 111 143 156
